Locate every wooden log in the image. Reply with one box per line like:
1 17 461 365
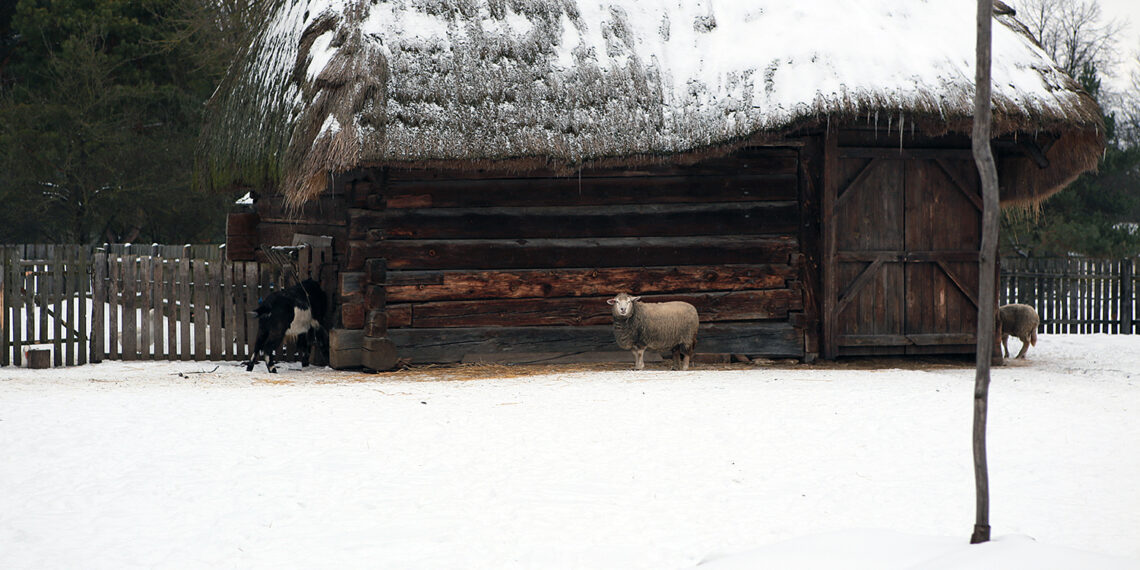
341 301 366 329
362 335 398 371
372 236 798 271
353 202 799 240
366 258 387 285
329 328 363 369
387 289 803 329
385 264 796 302
365 309 388 337
339 272 365 303
386 172 797 204
387 322 802 364
387 305 411 328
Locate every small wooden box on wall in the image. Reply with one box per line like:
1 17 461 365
226 211 260 262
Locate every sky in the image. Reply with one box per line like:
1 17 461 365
1090 0 1140 91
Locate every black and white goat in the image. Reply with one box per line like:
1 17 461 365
245 278 328 373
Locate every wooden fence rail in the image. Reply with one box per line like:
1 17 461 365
999 257 1137 334
2 244 329 366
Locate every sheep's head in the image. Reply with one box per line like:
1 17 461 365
607 292 641 318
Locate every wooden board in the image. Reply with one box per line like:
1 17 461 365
386 289 803 328
383 173 798 209
384 264 798 302
387 322 803 363
352 202 798 240
372 236 799 270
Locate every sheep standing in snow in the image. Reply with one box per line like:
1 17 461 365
998 303 1040 359
607 292 699 370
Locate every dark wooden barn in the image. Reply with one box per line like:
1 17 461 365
200 0 1103 369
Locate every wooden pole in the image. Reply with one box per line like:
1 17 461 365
971 0 1000 545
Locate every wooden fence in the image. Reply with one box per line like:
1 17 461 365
3 250 1135 366
999 257 1136 334
2 244 330 366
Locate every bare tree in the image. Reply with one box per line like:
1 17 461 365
1017 0 1125 85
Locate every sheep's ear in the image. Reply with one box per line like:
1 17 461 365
606 299 616 305
630 296 641 302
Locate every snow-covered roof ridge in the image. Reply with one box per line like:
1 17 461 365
199 0 1104 206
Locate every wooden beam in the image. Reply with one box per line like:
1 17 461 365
833 158 881 212
387 322 803 363
385 264 798 302
384 173 798 209
835 258 887 317
352 202 799 240
387 289 804 328
934 159 984 212
372 235 799 270
821 125 840 359
838 147 975 160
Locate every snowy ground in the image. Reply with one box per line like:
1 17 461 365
1 334 1137 569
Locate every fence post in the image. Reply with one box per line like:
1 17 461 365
1123 257 1134 335
1 249 7 366
92 249 107 363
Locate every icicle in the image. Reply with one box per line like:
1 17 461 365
887 114 892 135
874 110 879 139
899 112 904 152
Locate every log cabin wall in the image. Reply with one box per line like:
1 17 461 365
351 146 813 364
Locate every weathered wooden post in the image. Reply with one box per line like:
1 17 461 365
1122 258 1134 334
971 0 1000 545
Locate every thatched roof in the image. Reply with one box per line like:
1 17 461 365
199 0 1104 207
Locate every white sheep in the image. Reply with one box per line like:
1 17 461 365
998 303 1040 359
607 292 699 370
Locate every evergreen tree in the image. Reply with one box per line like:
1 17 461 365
1001 1 1140 258
0 0 251 244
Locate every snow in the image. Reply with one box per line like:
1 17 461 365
1 334 1138 569
251 0 1092 165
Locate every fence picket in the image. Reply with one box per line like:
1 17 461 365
179 250 192 361
193 258 207 360
209 259 223 358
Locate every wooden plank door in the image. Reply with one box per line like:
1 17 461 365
823 147 981 357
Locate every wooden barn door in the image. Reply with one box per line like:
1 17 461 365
823 146 981 357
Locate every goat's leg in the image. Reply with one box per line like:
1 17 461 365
297 333 311 367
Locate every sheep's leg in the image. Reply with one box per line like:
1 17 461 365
1001 334 1011 358
633 348 646 370
670 346 681 370
1015 336 1030 359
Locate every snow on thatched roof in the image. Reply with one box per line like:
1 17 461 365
199 0 1104 207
